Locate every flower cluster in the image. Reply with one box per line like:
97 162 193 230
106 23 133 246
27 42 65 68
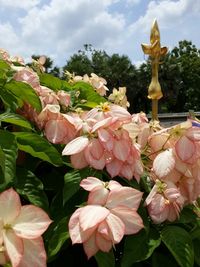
62 102 143 181
145 119 200 223
0 188 52 267
69 177 144 258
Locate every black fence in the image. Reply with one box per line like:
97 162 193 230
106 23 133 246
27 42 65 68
147 112 200 127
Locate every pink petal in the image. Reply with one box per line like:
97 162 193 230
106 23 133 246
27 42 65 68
13 205 52 239
106 213 125 243
149 194 166 213
133 159 144 182
149 133 170 153
79 205 109 231
88 188 109 206
108 180 122 190
71 151 88 169
62 136 89 155
69 208 82 244
44 119 67 144
96 232 112 252
186 127 200 141
84 148 105 170
106 158 122 177
80 177 104 191
150 206 169 224
110 105 131 122
98 128 111 143
119 164 133 180
175 136 195 162
113 140 130 161
145 184 158 206
88 139 104 160
110 207 144 234
92 117 113 132
153 149 175 178
3 229 23 267
18 237 47 267
83 232 99 259
167 204 179 222
0 188 21 224
97 220 110 240
69 208 96 244
106 187 143 210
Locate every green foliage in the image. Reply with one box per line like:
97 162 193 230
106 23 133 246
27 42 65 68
14 132 63 166
121 228 161 267
0 130 18 190
63 170 82 205
72 81 106 106
5 80 42 112
95 250 115 267
15 167 49 211
0 111 33 130
39 73 71 92
47 216 70 260
161 225 194 267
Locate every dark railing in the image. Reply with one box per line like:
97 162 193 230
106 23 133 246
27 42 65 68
147 112 200 127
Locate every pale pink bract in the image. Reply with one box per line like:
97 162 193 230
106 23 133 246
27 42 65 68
0 188 52 267
69 177 144 258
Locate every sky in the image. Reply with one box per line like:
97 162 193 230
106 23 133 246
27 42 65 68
0 0 200 67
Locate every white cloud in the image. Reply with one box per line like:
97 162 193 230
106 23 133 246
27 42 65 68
129 0 200 33
16 0 125 65
0 0 200 68
126 0 141 6
0 0 40 10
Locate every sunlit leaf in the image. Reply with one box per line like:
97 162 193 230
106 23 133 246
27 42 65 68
14 132 63 166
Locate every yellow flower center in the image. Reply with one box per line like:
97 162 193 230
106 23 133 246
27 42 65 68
99 102 111 112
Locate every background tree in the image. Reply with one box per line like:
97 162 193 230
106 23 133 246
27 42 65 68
160 40 200 112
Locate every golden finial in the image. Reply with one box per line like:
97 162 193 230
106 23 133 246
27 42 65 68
141 19 168 120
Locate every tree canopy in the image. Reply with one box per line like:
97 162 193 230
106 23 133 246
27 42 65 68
34 40 200 113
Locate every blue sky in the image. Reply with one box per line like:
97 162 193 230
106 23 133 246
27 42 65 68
0 0 199 67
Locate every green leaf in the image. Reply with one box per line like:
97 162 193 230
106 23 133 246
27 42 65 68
15 167 49 211
95 250 115 267
176 207 197 224
0 112 33 130
121 228 161 267
47 217 70 259
14 132 63 166
0 130 17 189
72 81 106 105
0 59 12 87
190 227 200 240
5 80 42 112
193 239 200 266
161 225 194 267
0 87 20 110
152 251 179 267
39 73 72 92
63 170 82 205
0 59 11 70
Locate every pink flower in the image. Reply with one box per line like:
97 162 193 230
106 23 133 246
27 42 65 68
38 105 77 144
57 90 71 107
146 180 184 224
69 178 144 258
62 117 143 181
13 67 40 90
38 86 59 108
0 188 52 267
